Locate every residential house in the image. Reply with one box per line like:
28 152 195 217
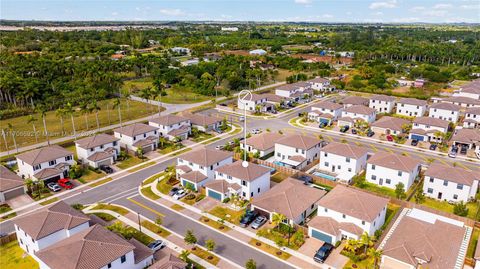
396 98 427 117
75 134 120 168
451 128 480 151
149 115 191 141
240 132 284 158
176 147 233 190
341 96 369 108
114 123 159 152
309 185 388 244
0 165 25 203
464 107 480 128
275 82 311 101
251 178 326 225
428 102 461 123
414 78 426 88
237 94 274 113
150 253 187 269
366 152 421 190
438 96 480 109
341 105 376 124
409 117 450 142
423 163 480 202
370 116 410 136
206 161 271 200
182 112 222 132
171 47 190 54
454 78 480 100
274 134 322 169
369 95 396 113
249 49 267 55
308 77 334 91
308 101 343 125
319 142 369 183
379 208 469 269
16 145 74 182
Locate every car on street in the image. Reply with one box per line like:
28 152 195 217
340 126 349 133
313 243 334 263
100 165 114 174
251 129 261 134
460 145 468 155
173 189 187 200
366 130 375 137
239 211 258 227
298 175 313 185
239 116 245 122
250 216 267 229
147 240 166 251
47 182 61 192
57 178 73 190
448 150 457 158
169 187 180 196
386 135 393 142
215 145 225 150
411 140 419 146
351 128 357 135
429 143 437 151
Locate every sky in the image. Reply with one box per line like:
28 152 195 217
1 0 479 23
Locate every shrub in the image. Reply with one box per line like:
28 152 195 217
195 194 205 202
222 197 230 203
185 194 196 200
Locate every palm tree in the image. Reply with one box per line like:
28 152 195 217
89 100 101 130
158 136 167 149
7 123 18 153
27 115 39 143
179 250 190 262
360 232 374 254
113 98 123 127
345 239 360 254
271 212 287 231
24 178 34 193
152 78 164 116
64 102 77 141
55 108 66 136
79 101 90 130
36 104 50 145
367 248 382 269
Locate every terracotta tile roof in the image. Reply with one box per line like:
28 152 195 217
370 94 396 102
288 155 306 162
442 96 480 106
276 134 321 150
16 145 72 166
308 216 363 237
252 178 326 220
398 98 427 106
371 116 410 132
132 136 157 147
337 116 355 123
87 151 115 162
33 167 64 180
0 165 24 192
180 171 208 183
175 165 192 173
129 238 154 264
276 83 305 92
367 151 421 173
182 112 221 127
179 147 233 167
312 101 343 111
14 201 90 240
451 128 480 144
430 102 461 111
461 78 480 94
466 107 480 115
114 123 158 137
36 224 136 269
149 115 189 126
150 253 187 269
344 105 376 115
425 163 480 186
341 96 368 106
318 185 388 222
75 134 118 149
321 142 368 159
204 180 241 193
245 132 284 151
167 126 190 136
215 161 271 182
308 77 329 84
413 117 450 129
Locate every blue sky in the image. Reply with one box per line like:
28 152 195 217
2 0 479 23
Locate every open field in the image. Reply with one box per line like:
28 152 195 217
0 241 39 269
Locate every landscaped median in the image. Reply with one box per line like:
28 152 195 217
199 216 231 232
91 203 129 215
249 239 291 260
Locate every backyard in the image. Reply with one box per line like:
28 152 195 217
421 197 480 220
0 241 39 269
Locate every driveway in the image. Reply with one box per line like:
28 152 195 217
298 238 348 269
298 237 324 257
195 197 220 211
7 194 35 210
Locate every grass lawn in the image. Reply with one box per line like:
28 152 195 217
171 148 192 156
355 181 397 199
256 227 305 250
199 216 231 232
0 204 16 222
0 241 39 269
32 191 53 202
191 132 214 143
78 169 104 184
91 212 116 222
467 228 480 258
39 197 58 206
141 220 171 237
200 137 221 144
89 177 113 187
156 175 177 195
181 193 199 206
208 206 245 225
248 239 291 260
190 247 219 265
92 204 129 215
116 155 146 170
129 161 155 172
271 172 289 183
1 98 157 150
422 197 479 220
171 204 185 211
344 255 375 269
158 142 185 154
143 172 167 185
141 187 161 200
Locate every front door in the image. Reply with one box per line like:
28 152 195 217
379 178 383 185
332 166 336 172
438 192 443 199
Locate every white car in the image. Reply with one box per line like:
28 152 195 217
251 129 261 134
173 189 187 200
239 116 245 122
47 182 61 192
448 151 457 158
215 145 224 150
147 240 166 251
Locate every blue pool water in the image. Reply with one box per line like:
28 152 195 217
312 171 336 181
273 161 286 167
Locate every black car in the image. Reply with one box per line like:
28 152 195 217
429 143 437 151
169 187 180 196
452 145 459 153
100 165 113 174
366 130 375 137
313 243 334 263
351 129 357 134
298 175 313 185
411 140 419 146
239 211 258 227
340 126 349 133
460 145 468 155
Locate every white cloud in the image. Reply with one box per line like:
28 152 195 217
374 11 384 15
346 11 352 15
159 8 184 16
369 0 397 10
460 4 479 9
410 6 425 12
392 17 420 23
423 10 448 16
321 14 333 18
294 0 312 4
433 3 453 9
111 12 118 16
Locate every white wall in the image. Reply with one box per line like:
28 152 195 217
76 141 120 164
455 92 480 100
215 170 270 199
396 103 426 117
319 151 367 183
369 100 395 113
114 129 159 150
341 110 376 124
17 155 74 180
428 108 459 123
423 176 478 202
410 123 447 142
240 143 272 158
275 143 321 165
366 163 420 190
149 119 191 137
177 156 233 180
237 98 267 112
311 107 342 120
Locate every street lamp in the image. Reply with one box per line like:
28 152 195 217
238 90 253 168
137 212 142 232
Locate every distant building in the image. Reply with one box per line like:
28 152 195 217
249 49 267 56
221 27 239 31
171 47 190 54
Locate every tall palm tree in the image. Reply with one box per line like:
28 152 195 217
36 104 50 145
360 232 374 254
64 102 77 141
367 248 382 269
7 123 18 153
113 98 123 127
345 239 360 253
24 178 34 193
271 212 287 231
1 128 9 153
55 108 66 136
79 101 90 130
152 78 164 116
89 100 101 130
27 115 39 143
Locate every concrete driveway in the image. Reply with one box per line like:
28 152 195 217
7 194 35 210
195 197 220 211
298 238 349 269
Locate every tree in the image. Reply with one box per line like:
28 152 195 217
367 248 382 269
395 182 406 199
136 147 144 160
184 229 197 246
89 100 101 130
79 101 90 130
113 98 123 127
345 239 360 254
155 217 163 226
25 178 34 193
453 201 469 217
55 108 66 135
271 212 287 231
27 115 39 143
36 104 50 145
360 232 374 254
414 190 425 204
158 136 167 149
64 102 77 140
245 259 257 269
179 250 190 262
7 123 18 153
205 239 216 252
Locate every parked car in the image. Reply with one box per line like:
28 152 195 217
452 145 459 153
351 129 357 135
228 141 235 146
460 145 468 155
57 178 73 190
100 165 113 174
476 151 480 160
366 130 375 137
169 187 180 196
448 150 457 158
313 243 334 263
298 175 313 185
319 122 327 128
411 140 419 146
239 116 245 122
147 240 166 251
429 143 437 151
251 129 261 135
47 182 61 192
251 216 267 229
239 211 258 227
386 135 394 142
215 145 225 150
173 189 187 200
340 126 349 133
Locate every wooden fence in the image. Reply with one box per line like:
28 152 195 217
0 233 17 245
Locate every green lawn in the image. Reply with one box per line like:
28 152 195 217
156 174 177 194
271 172 289 183
190 247 220 265
0 241 39 269
91 212 116 221
128 161 155 172
78 169 104 184
143 172 167 185
89 177 113 187
92 204 129 215
116 155 146 169
467 228 480 258
422 198 479 220
248 239 291 260
199 216 231 232
39 197 59 206
158 142 185 154
209 206 245 225
141 187 161 200
190 132 214 143
141 220 171 237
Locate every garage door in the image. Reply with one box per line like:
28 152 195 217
410 134 424 141
319 118 330 124
143 145 153 153
181 179 196 191
45 175 61 184
4 187 25 200
97 158 113 167
253 207 270 219
311 229 333 244
207 189 222 201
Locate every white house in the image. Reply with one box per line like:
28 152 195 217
438 96 480 109
423 163 480 202
451 128 480 151
396 98 427 117
240 132 284 158
114 123 159 152
308 185 388 245
149 115 191 141
237 93 273 113
428 102 461 123
307 77 334 91
171 47 190 54
274 134 322 169
341 96 369 108
75 134 120 168
16 145 74 182
454 78 480 100
464 107 480 128
0 165 25 203
221 26 239 31
365 152 421 191
176 147 233 191
341 105 376 124
319 142 369 183
308 101 343 125
182 112 222 132
206 161 271 201
249 49 267 55
409 117 450 142
275 82 310 100
370 116 410 136
369 95 396 113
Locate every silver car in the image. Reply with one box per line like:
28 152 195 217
250 216 267 229
147 240 166 251
47 182 61 192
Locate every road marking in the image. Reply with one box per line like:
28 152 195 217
384 147 394 153
98 188 138 203
127 197 165 217
104 190 139 204
370 144 379 152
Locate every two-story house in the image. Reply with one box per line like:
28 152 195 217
274 134 322 169
369 95 396 113
341 105 377 124
396 98 427 117
309 185 388 245
308 101 343 125
366 152 421 190
237 93 274 113
409 117 450 142
454 78 480 100
370 116 410 136
308 77 334 91
341 96 369 108
423 163 480 202
451 128 480 152
275 83 308 99
149 115 191 141
16 145 74 182
464 107 480 128
114 123 159 152
183 112 222 132
428 102 461 123
240 132 284 158
319 142 369 183
176 147 233 190
438 96 480 109
75 134 120 168
206 161 271 200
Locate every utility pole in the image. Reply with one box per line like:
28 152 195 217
238 90 252 168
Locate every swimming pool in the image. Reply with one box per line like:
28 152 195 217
312 171 336 181
273 161 286 167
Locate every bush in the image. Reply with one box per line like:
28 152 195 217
195 194 205 202
222 197 230 203
185 194 196 200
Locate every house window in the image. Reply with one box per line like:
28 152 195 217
100 145 104 149
337 165 341 169
33 164 41 171
302 150 305 154
429 177 434 183
242 192 246 197
107 263 112 268
342 214 346 219
113 141 117 146
443 180 448 186
386 179 391 184
371 175 376 180
362 220 365 225
427 188 433 193
277 153 281 157
219 173 223 177
457 184 463 190
371 165 375 170
143 134 147 138
324 162 329 167
189 162 193 166
453 194 458 200
250 192 253 197
324 208 328 212
397 171 402 177
258 187 260 193
49 160 56 166
210 165 213 170
242 180 246 186
348 168 352 172
121 255 126 263
324 153 328 157
311 204 314 209
66 155 72 161
90 148 94 152
346 157 350 163
133 136 136 141
228 176 232 180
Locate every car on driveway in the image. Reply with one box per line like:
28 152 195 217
47 182 61 192
351 129 357 135
411 140 419 146
366 130 375 137
448 150 457 158
460 145 468 155
251 216 267 229
313 242 334 263
386 135 393 142
298 175 313 185
100 165 113 174
340 126 349 133
169 187 180 196
173 189 187 200
57 178 73 190
429 143 437 151
239 211 258 228
147 240 166 251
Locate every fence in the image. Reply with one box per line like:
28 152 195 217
0 233 17 245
